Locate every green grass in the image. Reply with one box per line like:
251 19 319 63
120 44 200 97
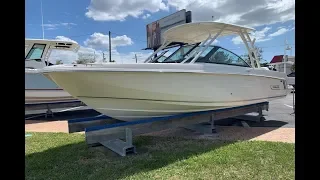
25 132 294 180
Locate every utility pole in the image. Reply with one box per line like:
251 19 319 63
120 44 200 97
102 52 106 62
283 38 292 75
109 31 111 62
135 54 138 63
133 54 142 63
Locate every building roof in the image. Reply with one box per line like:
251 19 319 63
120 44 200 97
270 55 284 63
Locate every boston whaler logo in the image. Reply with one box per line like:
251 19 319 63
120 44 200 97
270 85 280 90
271 80 285 90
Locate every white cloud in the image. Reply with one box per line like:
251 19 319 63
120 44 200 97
61 22 77 26
232 26 272 45
142 13 151 19
229 36 242 45
55 36 78 43
84 0 295 34
167 0 295 27
231 26 293 45
84 33 133 50
251 26 273 42
46 28 57 31
85 0 168 21
42 22 76 30
269 27 289 37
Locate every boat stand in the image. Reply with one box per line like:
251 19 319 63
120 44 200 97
68 102 269 157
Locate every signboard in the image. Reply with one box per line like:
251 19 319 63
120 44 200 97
146 9 192 50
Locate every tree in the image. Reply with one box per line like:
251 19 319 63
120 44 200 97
55 60 63 65
214 51 232 64
75 52 97 64
241 47 264 67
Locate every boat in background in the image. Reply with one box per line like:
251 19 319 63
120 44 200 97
40 22 288 121
25 38 79 103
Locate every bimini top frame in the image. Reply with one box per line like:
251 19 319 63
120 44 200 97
144 22 261 68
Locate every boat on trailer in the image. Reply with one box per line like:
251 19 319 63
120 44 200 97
25 38 79 104
40 22 288 121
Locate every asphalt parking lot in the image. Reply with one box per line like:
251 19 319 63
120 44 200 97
261 92 295 128
213 92 295 128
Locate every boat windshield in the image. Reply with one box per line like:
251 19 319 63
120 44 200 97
160 44 198 63
149 50 170 63
160 44 251 67
26 44 46 60
156 55 168 62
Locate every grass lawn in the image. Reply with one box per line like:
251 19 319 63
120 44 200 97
25 132 294 180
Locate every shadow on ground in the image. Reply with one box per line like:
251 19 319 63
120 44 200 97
214 117 288 128
142 120 288 142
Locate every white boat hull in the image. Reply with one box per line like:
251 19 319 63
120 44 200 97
43 63 288 121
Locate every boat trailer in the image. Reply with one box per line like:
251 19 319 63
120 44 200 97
68 102 269 157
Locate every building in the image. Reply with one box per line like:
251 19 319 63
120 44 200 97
268 55 295 75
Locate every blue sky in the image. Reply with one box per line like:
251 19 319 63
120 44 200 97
25 0 295 64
